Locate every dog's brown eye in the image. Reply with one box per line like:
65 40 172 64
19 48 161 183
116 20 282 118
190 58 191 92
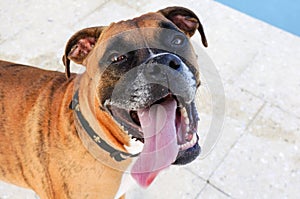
171 35 185 45
110 54 127 63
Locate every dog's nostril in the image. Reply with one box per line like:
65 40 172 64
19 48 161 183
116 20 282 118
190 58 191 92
169 60 181 70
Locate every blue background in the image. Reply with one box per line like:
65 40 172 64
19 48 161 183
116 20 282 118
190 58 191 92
215 0 300 37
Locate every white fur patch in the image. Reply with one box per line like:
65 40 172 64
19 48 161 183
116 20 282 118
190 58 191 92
114 159 139 199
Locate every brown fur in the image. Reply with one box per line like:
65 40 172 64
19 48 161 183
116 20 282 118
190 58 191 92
0 60 129 198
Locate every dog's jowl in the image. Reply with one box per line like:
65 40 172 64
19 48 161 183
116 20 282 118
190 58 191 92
0 6 207 199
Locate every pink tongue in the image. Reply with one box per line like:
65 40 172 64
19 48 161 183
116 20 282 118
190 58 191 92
131 98 179 187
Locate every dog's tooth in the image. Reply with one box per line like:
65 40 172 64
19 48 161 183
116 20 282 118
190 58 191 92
184 117 190 125
179 143 187 150
181 108 188 118
191 133 197 144
104 100 110 106
125 138 144 154
182 142 191 150
180 133 198 150
186 126 190 133
180 107 186 114
187 142 192 149
118 124 124 130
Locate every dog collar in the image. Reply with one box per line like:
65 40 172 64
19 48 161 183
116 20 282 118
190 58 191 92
70 90 139 162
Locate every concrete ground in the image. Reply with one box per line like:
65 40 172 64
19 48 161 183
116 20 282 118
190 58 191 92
0 0 299 198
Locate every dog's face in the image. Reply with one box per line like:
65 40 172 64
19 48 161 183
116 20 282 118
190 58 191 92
63 6 207 187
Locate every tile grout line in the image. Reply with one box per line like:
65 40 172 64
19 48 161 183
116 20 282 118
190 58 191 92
194 180 233 199
194 183 208 199
184 168 206 181
206 180 232 198
183 168 229 199
244 101 267 131
183 168 209 198
201 101 267 196
228 50 261 84
209 101 266 177
184 159 232 198
270 102 300 120
240 87 300 120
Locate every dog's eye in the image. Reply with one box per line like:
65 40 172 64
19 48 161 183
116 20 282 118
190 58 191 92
110 53 127 63
171 35 185 45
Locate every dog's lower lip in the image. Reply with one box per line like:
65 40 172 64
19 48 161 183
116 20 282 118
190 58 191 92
173 135 200 165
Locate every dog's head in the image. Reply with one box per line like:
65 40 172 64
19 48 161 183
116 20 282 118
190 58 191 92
63 6 207 187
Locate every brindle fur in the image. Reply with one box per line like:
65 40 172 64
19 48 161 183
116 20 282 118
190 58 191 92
0 7 207 199
0 61 128 198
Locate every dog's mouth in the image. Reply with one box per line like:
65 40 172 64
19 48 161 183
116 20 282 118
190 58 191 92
101 52 200 187
127 94 198 148
105 90 200 187
105 93 199 148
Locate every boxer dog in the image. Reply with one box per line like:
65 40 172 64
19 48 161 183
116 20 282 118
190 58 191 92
0 6 207 199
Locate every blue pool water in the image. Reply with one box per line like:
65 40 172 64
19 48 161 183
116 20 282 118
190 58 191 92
215 0 300 37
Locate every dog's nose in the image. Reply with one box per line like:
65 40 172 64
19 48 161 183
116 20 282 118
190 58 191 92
147 54 183 73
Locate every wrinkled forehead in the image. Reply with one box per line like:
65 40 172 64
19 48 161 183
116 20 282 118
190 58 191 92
94 12 184 56
99 12 180 42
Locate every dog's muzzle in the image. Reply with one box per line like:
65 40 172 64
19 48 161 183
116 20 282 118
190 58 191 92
104 52 200 161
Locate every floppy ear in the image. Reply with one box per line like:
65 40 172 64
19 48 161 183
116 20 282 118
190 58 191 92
62 26 106 78
158 6 208 47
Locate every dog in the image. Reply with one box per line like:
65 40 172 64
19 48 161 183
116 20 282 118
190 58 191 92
0 6 207 199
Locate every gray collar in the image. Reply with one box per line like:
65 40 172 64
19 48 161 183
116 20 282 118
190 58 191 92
70 90 139 162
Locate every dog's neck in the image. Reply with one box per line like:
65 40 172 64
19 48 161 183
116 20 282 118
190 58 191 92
70 74 135 170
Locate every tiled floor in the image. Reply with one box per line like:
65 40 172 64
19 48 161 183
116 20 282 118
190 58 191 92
0 0 300 198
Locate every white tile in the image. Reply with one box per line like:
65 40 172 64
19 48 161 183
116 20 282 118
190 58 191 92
211 135 300 199
210 104 300 198
223 84 265 124
0 22 71 71
248 104 300 145
191 84 264 179
201 2 269 83
126 166 206 199
0 181 37 199
0 0 107 43
134 0 213 18
0 0 113 71
189 118 243 180
235 34 300 117
197 183 230 199
73 1 137 30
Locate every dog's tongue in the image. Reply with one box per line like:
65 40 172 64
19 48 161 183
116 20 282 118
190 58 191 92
131 98 179 187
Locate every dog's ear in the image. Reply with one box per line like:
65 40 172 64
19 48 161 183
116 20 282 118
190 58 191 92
62 26 106 78
158 6 208 47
